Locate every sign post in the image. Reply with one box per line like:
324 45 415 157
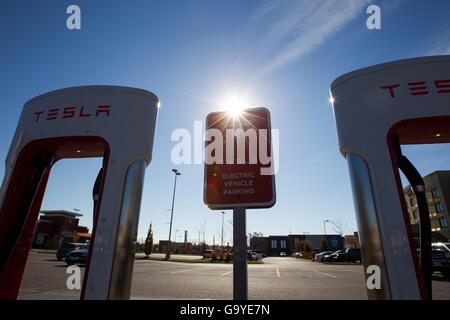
204 107 276 300
233 207 247 300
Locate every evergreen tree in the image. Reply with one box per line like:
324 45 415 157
144 223 153 257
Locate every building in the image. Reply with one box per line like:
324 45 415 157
344 232 360 249
249 236 268 255
288 234 343 253
33 210 90 249
250 234 344 256
73 225 92 243
267 235 290 256
158 240 193 254
404 171 450 241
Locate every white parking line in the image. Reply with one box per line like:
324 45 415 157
170 269 193 274
311 270 337 278
221 271 233 276
276 268 280 277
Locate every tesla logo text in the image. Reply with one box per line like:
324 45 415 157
34 105 111 123
381 80 450 98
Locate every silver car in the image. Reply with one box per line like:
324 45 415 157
314 251 333 262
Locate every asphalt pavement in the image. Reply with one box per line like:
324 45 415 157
17 251 450 300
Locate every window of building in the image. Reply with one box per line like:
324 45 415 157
432 220 440 229
271 240 277 249
280 240 286 249
439 218 448 228
435 203 444 213
410 197 417 206
431 188 440 199
412 210 418 220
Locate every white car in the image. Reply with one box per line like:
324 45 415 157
280 252 287 257
314 251 333 262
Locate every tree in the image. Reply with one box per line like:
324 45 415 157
302 240 312 253
292 239 302 252
144 223 153 257
320 239 329 251
330 219 348 236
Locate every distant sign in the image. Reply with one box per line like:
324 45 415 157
203 107 276 209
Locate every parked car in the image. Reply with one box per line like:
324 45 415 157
345 248 362 263
332 250 347 262
247 251 262 261
415 242 450 278
280 251 287 257
57 242 88 261
322 250 345 262
65 248 89 266
251 250 266 258
314 251 333 262
431 242 450 278
202 249 214 259
250 251 263 260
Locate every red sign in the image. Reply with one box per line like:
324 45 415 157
203 107 276 209
34 105 111 122
380 79 450 98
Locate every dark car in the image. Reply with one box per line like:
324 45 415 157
322 250 345 262
56 242 88 261
331 248 362 263
431 242 450 278
416 242 450 278
332 250 347 262
345 248 362 263
65 248 89 266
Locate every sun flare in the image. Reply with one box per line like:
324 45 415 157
222 94 248 118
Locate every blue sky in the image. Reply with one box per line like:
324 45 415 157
1 0 450 244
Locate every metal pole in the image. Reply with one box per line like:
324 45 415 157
323 220 328 246
221 211 225 247
166 171 179 259
233 207 247 300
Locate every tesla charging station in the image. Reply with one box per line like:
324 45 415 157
204 107 276 300
0 86 159 300
331 56 450 299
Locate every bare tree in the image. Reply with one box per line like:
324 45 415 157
329 219 348 236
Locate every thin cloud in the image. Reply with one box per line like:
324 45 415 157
427 38 450 55
254 0 370 74
425 21 450 56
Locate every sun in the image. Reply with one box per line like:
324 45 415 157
222 94 248 118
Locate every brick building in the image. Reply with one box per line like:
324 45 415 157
33 210 90 249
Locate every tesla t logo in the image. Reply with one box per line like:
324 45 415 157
34 105 111 123
381 79 450 98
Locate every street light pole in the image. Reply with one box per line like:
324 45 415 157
323 219 329 247
221 211 226 247
323 219 329 236
166 169 181 260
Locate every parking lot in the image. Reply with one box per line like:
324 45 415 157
18 251 450 300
